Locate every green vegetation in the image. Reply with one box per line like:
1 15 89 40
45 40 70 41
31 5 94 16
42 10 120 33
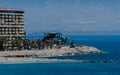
0 33 69 51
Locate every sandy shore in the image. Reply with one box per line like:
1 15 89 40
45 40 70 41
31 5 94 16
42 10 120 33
0 46 105 63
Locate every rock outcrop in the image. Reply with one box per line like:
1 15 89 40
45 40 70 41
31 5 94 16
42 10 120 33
0 46 103 57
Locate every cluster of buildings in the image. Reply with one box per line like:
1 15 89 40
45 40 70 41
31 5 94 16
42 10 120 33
0 8 25 50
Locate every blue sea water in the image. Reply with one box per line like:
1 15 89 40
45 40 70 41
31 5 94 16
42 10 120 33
51 33 120 62
27 33 120 61
0 33 120 75
0 62 120 75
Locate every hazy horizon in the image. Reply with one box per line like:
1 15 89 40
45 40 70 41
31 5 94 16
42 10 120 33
0 0 120 34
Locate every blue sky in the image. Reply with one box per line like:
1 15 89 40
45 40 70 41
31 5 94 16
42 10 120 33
0 0 120 33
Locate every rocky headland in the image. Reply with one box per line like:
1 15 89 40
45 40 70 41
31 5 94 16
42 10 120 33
0 46 103 57
0 46 108 63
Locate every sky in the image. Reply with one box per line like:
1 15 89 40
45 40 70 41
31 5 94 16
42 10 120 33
0 0 120 34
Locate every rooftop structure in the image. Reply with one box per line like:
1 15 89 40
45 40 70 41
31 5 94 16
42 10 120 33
0 8 24 13
0 8 25 50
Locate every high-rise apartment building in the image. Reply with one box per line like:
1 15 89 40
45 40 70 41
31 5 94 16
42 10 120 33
0 8 25 50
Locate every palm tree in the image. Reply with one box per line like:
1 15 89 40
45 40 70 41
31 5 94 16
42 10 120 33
0 39 3 51
1 37 8 51
23 39 30 50
11 39 16 50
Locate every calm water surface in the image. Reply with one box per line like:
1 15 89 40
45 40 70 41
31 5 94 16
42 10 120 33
0 62 120 75
1 33 119 75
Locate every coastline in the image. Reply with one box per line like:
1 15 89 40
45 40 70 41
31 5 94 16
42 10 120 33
0 46 106 64
0 57 119 64
0 46 103 57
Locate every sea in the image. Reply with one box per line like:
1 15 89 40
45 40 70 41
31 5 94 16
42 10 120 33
0 33 120 75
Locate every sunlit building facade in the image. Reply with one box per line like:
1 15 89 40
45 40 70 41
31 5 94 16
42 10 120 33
0 8 25 50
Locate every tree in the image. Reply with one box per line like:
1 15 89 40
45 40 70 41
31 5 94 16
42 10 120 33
0 39 3 51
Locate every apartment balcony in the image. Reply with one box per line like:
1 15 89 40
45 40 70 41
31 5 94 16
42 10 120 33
0 25 24 27
0 35 25 37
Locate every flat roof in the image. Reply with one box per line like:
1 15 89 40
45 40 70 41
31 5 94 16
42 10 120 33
0 8 24 13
